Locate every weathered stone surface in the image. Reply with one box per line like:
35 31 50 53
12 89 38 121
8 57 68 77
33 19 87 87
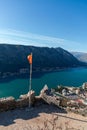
82 82 87 90
40 86 60 107
67 100 79 108
0 97 16 112
59 98 68 107
16 90 35 108
40 84 49 95
0 90 35 112
0 83 87 115
16 98 28 108
41 93 60 106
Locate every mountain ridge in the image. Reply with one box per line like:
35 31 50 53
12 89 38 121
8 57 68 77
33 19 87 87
71 51 87 63
0 44 86 78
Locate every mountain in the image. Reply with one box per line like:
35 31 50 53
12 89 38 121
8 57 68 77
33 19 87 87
0 44 86 77
71 52 87 63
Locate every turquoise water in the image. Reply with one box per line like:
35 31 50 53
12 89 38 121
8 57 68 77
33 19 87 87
0 67 87 99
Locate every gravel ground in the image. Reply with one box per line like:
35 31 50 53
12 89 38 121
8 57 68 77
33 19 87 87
0 103 87 130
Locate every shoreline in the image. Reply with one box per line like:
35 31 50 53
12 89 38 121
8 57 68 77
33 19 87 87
0 66 87 99
0 66 86 83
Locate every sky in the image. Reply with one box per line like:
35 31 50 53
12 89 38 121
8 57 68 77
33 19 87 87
0 0 87 52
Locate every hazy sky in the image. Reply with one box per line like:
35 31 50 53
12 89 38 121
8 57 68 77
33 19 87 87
0 0 87 52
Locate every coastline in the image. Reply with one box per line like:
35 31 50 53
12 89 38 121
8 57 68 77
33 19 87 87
0 66 86 83
0 66 87 99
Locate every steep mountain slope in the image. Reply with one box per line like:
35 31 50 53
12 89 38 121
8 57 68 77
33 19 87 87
0 44 85 75
71 52 87 63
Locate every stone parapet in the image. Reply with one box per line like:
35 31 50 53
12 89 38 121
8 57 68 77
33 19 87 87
0 90 35 112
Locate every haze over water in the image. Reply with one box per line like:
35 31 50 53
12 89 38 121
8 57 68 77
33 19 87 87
0 67 87 99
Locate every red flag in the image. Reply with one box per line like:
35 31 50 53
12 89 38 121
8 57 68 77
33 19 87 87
27 54 32 64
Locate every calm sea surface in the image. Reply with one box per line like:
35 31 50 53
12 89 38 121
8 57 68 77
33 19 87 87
0 67 87 99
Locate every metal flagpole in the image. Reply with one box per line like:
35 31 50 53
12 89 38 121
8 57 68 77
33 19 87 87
29 53 32 108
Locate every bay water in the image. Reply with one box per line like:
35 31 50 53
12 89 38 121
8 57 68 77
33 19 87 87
0 67 87 99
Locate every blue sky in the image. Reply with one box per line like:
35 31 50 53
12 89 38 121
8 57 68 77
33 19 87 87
0 0 87 52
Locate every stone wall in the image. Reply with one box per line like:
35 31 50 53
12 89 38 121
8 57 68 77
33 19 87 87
0 90 35 112
40 85 60 107
0 97 16 111
0 83 87 113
